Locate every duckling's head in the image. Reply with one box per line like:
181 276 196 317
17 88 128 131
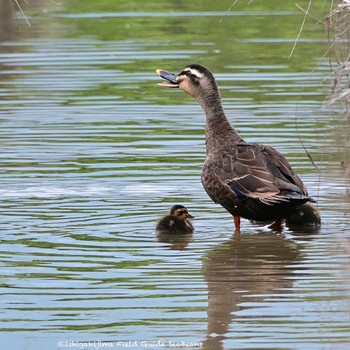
156 64 218 99
169 204 194 221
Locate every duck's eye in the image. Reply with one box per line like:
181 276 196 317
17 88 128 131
180 70 191 78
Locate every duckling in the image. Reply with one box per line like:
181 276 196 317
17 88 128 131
285 203 321 227
156 204 194 234
156 64 316 231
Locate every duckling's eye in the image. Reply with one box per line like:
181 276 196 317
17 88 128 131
177 210 187 215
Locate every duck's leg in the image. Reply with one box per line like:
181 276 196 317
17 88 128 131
268 218 284 231
234 215 241 230
233 215 241 238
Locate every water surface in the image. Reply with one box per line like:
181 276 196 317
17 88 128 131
0 1 349 350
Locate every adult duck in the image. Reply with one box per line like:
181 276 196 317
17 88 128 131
156 204 194 234
156 64 316 230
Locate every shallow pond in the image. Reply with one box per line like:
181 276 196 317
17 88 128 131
0 1 349 350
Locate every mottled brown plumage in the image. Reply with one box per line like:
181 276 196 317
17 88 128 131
156 64 316 230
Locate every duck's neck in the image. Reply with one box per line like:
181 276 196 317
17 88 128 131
197 88 244 155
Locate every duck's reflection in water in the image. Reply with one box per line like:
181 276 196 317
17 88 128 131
202 233 300 350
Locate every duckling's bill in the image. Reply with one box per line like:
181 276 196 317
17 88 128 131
156 69 179 88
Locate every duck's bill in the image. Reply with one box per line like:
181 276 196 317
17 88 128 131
156 69 179 88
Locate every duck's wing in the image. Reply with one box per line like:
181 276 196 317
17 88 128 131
209 144 310 205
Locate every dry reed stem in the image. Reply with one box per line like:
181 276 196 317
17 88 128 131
328 0 350 105
12 0 31 26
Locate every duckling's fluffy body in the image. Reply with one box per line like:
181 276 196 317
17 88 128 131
285 203 321 227
156 205 194 234
157 64 318 229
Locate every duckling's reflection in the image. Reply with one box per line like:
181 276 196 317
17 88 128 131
202 233 300 350
156 232 193 250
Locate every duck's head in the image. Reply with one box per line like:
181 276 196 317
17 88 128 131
156 64 217 99
169 204 194 221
